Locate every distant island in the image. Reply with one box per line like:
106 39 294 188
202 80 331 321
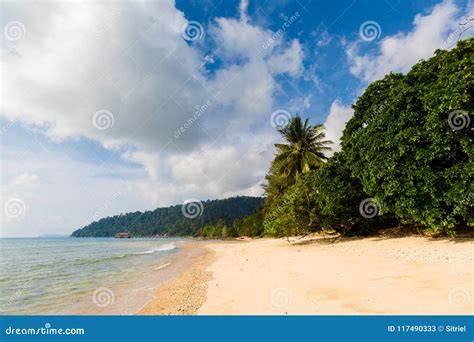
71 196 263 237
38 234 70 238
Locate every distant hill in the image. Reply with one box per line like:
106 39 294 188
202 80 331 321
71 196 263 237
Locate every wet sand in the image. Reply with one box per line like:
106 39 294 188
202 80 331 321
137 242 213 315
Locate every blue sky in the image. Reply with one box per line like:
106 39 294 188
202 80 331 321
175 0 460 115
0 0 472 236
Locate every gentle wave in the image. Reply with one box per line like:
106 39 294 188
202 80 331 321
133 243 176 255
0 238 183 315
73 243 177 265
155 262 171 270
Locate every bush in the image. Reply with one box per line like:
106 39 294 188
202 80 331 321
312 153 396 235
263 153 395 237
237 208 264 237
341 38 473 234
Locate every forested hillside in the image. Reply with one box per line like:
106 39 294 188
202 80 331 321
71 196 263 237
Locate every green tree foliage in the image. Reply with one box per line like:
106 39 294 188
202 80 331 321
235 208 264 237
262 162 289 209
71 196 263 237
310 153 396 235
264 172 320 237
264 153 396 237
273 115 332 184
264 39 472 237
200 207 264 238
341 38 473 233
264 115 332 215
201 219 231 239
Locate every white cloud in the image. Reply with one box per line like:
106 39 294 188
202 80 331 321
0 146 147 237
123 151 161 181
347 0 471 82
0 0 304 234
209 60 275 118
168 143 268 196
1 0 303 148
10 173 42 188
210 14 273 61
287 94 312 114
120 130 277 207
239 0 250 23
1 0 207 151
323 100 354 155
316 31 332 47
267 39 304 77
207 8 305 122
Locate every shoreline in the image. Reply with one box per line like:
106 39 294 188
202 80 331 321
137 242 214 315
139 235 473 315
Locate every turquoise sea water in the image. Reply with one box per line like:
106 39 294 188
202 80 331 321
0 238 191 315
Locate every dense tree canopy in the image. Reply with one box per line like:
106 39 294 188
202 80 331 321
264 115 332 215
341 38 473 233
71 196 263 237
263 38 473 237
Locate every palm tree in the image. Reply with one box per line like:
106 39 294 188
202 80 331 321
273 115 332 185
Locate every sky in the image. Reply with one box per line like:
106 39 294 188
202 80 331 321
0 0 472 237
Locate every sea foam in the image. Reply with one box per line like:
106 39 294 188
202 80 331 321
134 243 176 255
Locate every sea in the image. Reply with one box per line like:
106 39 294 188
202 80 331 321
0 237 201 315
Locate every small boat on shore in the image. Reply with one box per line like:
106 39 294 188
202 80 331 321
115 232 131 238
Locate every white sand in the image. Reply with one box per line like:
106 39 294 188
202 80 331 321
198 236 473 315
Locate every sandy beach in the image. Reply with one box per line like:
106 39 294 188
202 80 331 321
137 241 213 315
140 235 473 315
